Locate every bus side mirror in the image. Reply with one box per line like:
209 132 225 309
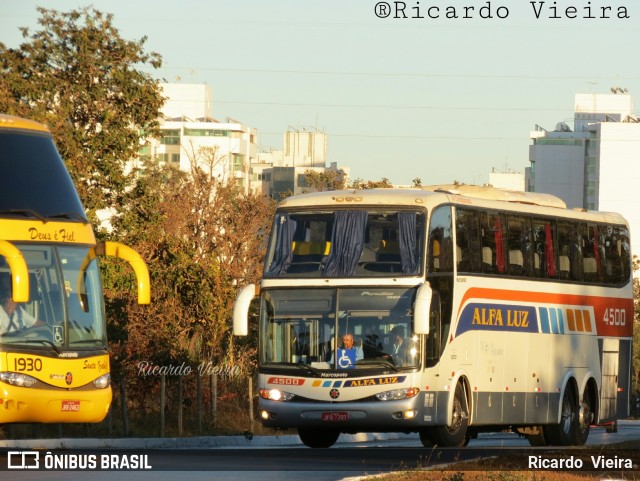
414 282 432 335
96 241 150 304
233 284 257 336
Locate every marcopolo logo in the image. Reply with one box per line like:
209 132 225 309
7 451 40 469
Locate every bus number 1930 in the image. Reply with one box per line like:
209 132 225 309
14 357 43 372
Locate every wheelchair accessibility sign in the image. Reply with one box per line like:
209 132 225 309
337 349 356 369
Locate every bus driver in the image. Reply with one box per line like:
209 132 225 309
0 277 39 335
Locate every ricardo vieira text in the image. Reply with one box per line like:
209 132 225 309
386 1 630 20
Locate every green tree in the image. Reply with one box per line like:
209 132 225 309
303 169 347 192
104 149 275 426
349 177 394 189
0 6 164 219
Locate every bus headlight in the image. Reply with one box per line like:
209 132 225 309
0 372 37 388
375 387 420 401
93 374 111 389
259 388 295 402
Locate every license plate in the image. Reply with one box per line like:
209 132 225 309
321 412 348 422
61 400 81 412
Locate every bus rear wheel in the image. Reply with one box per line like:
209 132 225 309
544 385 578 446
298 428 340 448
433 383 469 447
575 387 593 445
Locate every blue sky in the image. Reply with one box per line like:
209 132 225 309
2 1 639 185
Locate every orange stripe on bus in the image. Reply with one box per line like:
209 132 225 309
567 310 576 331
574 310 584 332
583 310 592 332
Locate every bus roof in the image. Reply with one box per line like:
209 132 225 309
419 183 567 209
0 113 50 133
276 184 628 225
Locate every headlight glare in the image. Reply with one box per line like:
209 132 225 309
93 373 111 389
0 371 37 388
259 388 295 402
375 387 420 401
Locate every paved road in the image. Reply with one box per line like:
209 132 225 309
4 420 640 481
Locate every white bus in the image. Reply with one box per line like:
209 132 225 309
233 184 633 448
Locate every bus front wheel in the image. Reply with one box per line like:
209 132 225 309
298 428 340 448
433 383 469 447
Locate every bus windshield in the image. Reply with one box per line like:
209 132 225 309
0 244 106 349
264 209 426 278
0 129 86 220
259 287 420 370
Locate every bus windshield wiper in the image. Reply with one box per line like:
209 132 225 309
361 359 400 372
69 339 106 345
2 339 61 354
47 212 90 225
0 209 48 222
293 363 322 376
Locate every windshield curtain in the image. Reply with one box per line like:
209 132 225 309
0 244 107 350
264 213 296 277
259 287 421 370
324 211 368 277
399 211 419 274
263 209 426 278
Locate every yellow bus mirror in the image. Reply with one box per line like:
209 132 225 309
0 240 30 302
96 241 151 304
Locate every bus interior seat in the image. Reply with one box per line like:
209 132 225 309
360 240 400 272
287 241 331 273
583 257 598 281
509 249 524 275
559 255 570 279
377 240 400 262
482 246 494 271
452 246 463 270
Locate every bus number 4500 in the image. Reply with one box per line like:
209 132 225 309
603 308 626 326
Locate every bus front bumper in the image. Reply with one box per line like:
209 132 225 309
0 384 112 423
259 395 426 431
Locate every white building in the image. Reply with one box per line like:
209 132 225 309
528 92 640 257
161 83 214 120
143 83 257 193
487 167 525 192
147 84 351 198
250 128 349 199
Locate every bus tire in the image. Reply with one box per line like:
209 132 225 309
298 428 340 448
526 429 548 446
433 383 469 447
544 384 578 446
418 428 436 447
575 386 593 445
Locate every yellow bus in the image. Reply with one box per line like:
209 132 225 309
234 184 633 448
0 114 150 424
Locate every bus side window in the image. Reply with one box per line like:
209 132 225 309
455 209 470 272
533 220 557 279
583 224 602 283
600 224 631 284
506 215 533 277
425 292 441 368
428 206 453 273
480 211 504 274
